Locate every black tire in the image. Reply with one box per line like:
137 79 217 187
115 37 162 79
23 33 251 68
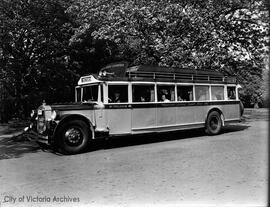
57 120 91 154
205 111 222 135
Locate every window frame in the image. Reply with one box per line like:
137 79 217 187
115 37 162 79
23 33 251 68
107 82 129 104
210 85 225 101
100 81 237 104
156 83 176 102
227 85 237 101
75 83 101 103
75 86 82 102
131 82 156 103
176 84 195 102
194 84 210 101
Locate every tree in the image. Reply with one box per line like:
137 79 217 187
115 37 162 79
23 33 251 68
0 0 77 120
69 0 269 107
0 0 268 122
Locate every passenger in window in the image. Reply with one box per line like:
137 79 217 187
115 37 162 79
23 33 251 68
215 93 222 100
109 91 121 103
177 86 193 101
212 95 220 100
114 91 121 103
170 91 175 101
198 89 207 101
140 96 146 102
178 96 184 101
188 91 193 101
161 94 170 102
212 91 219 100
212 95 217 100
161 89 168 96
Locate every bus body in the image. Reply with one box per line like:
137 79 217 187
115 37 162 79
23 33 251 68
25 62 243 154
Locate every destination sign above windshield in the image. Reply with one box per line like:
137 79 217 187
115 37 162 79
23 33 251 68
78 75 101 85
81 76 92 83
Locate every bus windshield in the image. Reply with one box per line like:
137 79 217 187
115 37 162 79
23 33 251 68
76 84 99 102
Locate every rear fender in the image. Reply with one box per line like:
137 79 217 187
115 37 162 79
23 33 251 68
206 107 225 127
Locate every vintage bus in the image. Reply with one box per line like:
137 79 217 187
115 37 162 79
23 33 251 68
25 62 243 154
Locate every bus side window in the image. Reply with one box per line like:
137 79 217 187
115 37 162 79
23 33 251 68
211 86 224 100
227 87 236 100
195 86 210 101
177 86 193 101
132 85 155 102
157 85 175 102
108 85 128 103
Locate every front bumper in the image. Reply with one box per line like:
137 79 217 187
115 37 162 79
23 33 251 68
24 128 49 144
24 127 50 145
24 119 58 145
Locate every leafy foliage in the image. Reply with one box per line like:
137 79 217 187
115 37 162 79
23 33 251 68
69 0 269 107
0 0 269 121
0 0 77 120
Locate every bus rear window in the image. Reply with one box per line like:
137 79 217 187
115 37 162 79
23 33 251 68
227 87 236 100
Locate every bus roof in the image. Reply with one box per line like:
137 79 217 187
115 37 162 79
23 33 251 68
95 62 237 84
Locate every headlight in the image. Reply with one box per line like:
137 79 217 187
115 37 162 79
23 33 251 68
51 110 57 120
99 71 107 77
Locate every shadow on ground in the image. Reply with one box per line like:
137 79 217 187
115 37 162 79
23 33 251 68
0 120 29 135
0 108 266 158
85 123 250 153
0 120 252 158
0 135 40 160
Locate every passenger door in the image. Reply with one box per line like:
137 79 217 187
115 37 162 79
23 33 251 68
106 84 132 135
131 84 156 133
156 84 176 128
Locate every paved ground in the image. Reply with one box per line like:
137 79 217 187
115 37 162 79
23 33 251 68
0 109 268 207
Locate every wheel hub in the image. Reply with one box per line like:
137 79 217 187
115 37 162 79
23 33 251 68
64 128 82 145
210 117 219 130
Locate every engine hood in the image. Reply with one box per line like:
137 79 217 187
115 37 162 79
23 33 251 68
50 102 96 111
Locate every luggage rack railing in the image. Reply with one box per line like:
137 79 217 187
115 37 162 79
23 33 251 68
127 71 232 82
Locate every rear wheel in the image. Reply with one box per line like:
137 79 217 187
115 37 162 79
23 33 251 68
57 120 91 154
205 111 222 135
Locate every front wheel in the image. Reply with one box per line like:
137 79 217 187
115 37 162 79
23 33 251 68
205 111 222 135
57 120 91 154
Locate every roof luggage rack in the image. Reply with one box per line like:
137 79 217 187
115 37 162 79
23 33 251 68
97 63 237 84
126 66 234 83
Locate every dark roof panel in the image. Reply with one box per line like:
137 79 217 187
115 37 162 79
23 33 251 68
96 62 236 84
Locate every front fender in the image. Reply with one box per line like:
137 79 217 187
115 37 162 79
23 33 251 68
52 114 95 143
